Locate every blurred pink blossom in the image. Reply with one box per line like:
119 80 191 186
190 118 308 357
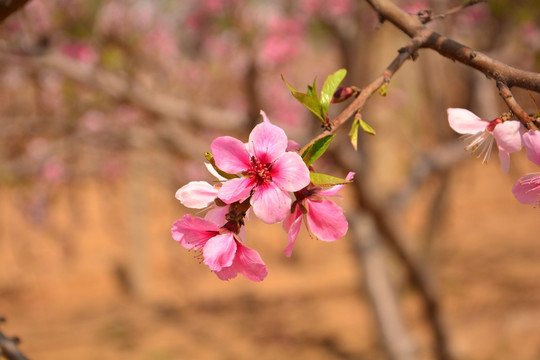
259 16 304 67
79 110 106 133
42 159 65 182
140 25 180 65
61 43 98 65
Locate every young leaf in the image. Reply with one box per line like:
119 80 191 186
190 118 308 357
204 152 237 179
302 144 314 165
301 134 335 166
282 75 325 122
359 118 376 136
320 69 347 115
349 117 360 151
310 172 352 186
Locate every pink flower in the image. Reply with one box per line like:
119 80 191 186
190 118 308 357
171 214 267 281
447 108 524 173
175 181 219 209
512 173 540 206
211 118 310 223
283 172 354 257
523 130 540 167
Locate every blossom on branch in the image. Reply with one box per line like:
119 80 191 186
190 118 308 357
283 172 355 257
447 108 524 173
512 173 540 206
211 119 310 223
171 214 267 281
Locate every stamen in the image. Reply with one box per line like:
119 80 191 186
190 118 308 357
460 131 494 164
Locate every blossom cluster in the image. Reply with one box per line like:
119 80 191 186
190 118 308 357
171 112 353 282
447 108 540 206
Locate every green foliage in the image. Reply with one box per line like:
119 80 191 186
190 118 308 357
349 117 360 151
310 172 352 186
349 115 375 151
321 69 347 115
302 134 335 166
282 69 347 124
282 75 325 122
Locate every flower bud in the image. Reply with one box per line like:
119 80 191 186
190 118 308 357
331 87 354 103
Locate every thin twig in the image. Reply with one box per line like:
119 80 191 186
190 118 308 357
0 319 30 360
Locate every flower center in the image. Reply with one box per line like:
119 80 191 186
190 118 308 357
247 156 272 185
486 118 503 132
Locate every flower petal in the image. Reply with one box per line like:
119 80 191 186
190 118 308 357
218 177 255 204
447 108 487 134
215 266 238 281
523 130 540 167
205 205 229 226
203 233 237 271
248 122 288 164
271 152 310 192
512 173 540 205
491 120 523 153
232 242 268 282
251 182 291 223
282 205 303 257
175 181 218 209
171 214 219 250
211 136 251 174
498 148 511 174
306 199 348 241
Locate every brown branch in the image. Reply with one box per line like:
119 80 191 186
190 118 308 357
0 51 246 132
0 319 29 360
333 146 453 360
364 0 540 129
350 212 417 360
300 36 421 154
0 0 30 24
422 0 488 23
497 82 539 130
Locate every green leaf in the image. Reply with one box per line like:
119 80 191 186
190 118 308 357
310 172 352 187
301 134 335 166
320 69 347 115
349 117 360 151
359 118 376 136
204 152 237 180
282 75 324 122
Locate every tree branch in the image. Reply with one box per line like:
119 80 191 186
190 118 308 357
364 0 540 130
0 319 29 360
0 51 246 132
0 0 30 24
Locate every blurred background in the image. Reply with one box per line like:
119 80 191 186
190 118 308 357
0 0 539 359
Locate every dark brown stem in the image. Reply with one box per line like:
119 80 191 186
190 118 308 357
364 0 540 129
497 82 539 130
0 318 30 360
0 0 30 24
300 37 421 154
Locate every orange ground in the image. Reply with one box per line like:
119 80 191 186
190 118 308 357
1 153 539 360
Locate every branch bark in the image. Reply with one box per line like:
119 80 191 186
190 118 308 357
0 52 246 132
364 0 540 130
0 0 30 24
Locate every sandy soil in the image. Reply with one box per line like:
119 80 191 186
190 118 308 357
1 153 539 360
